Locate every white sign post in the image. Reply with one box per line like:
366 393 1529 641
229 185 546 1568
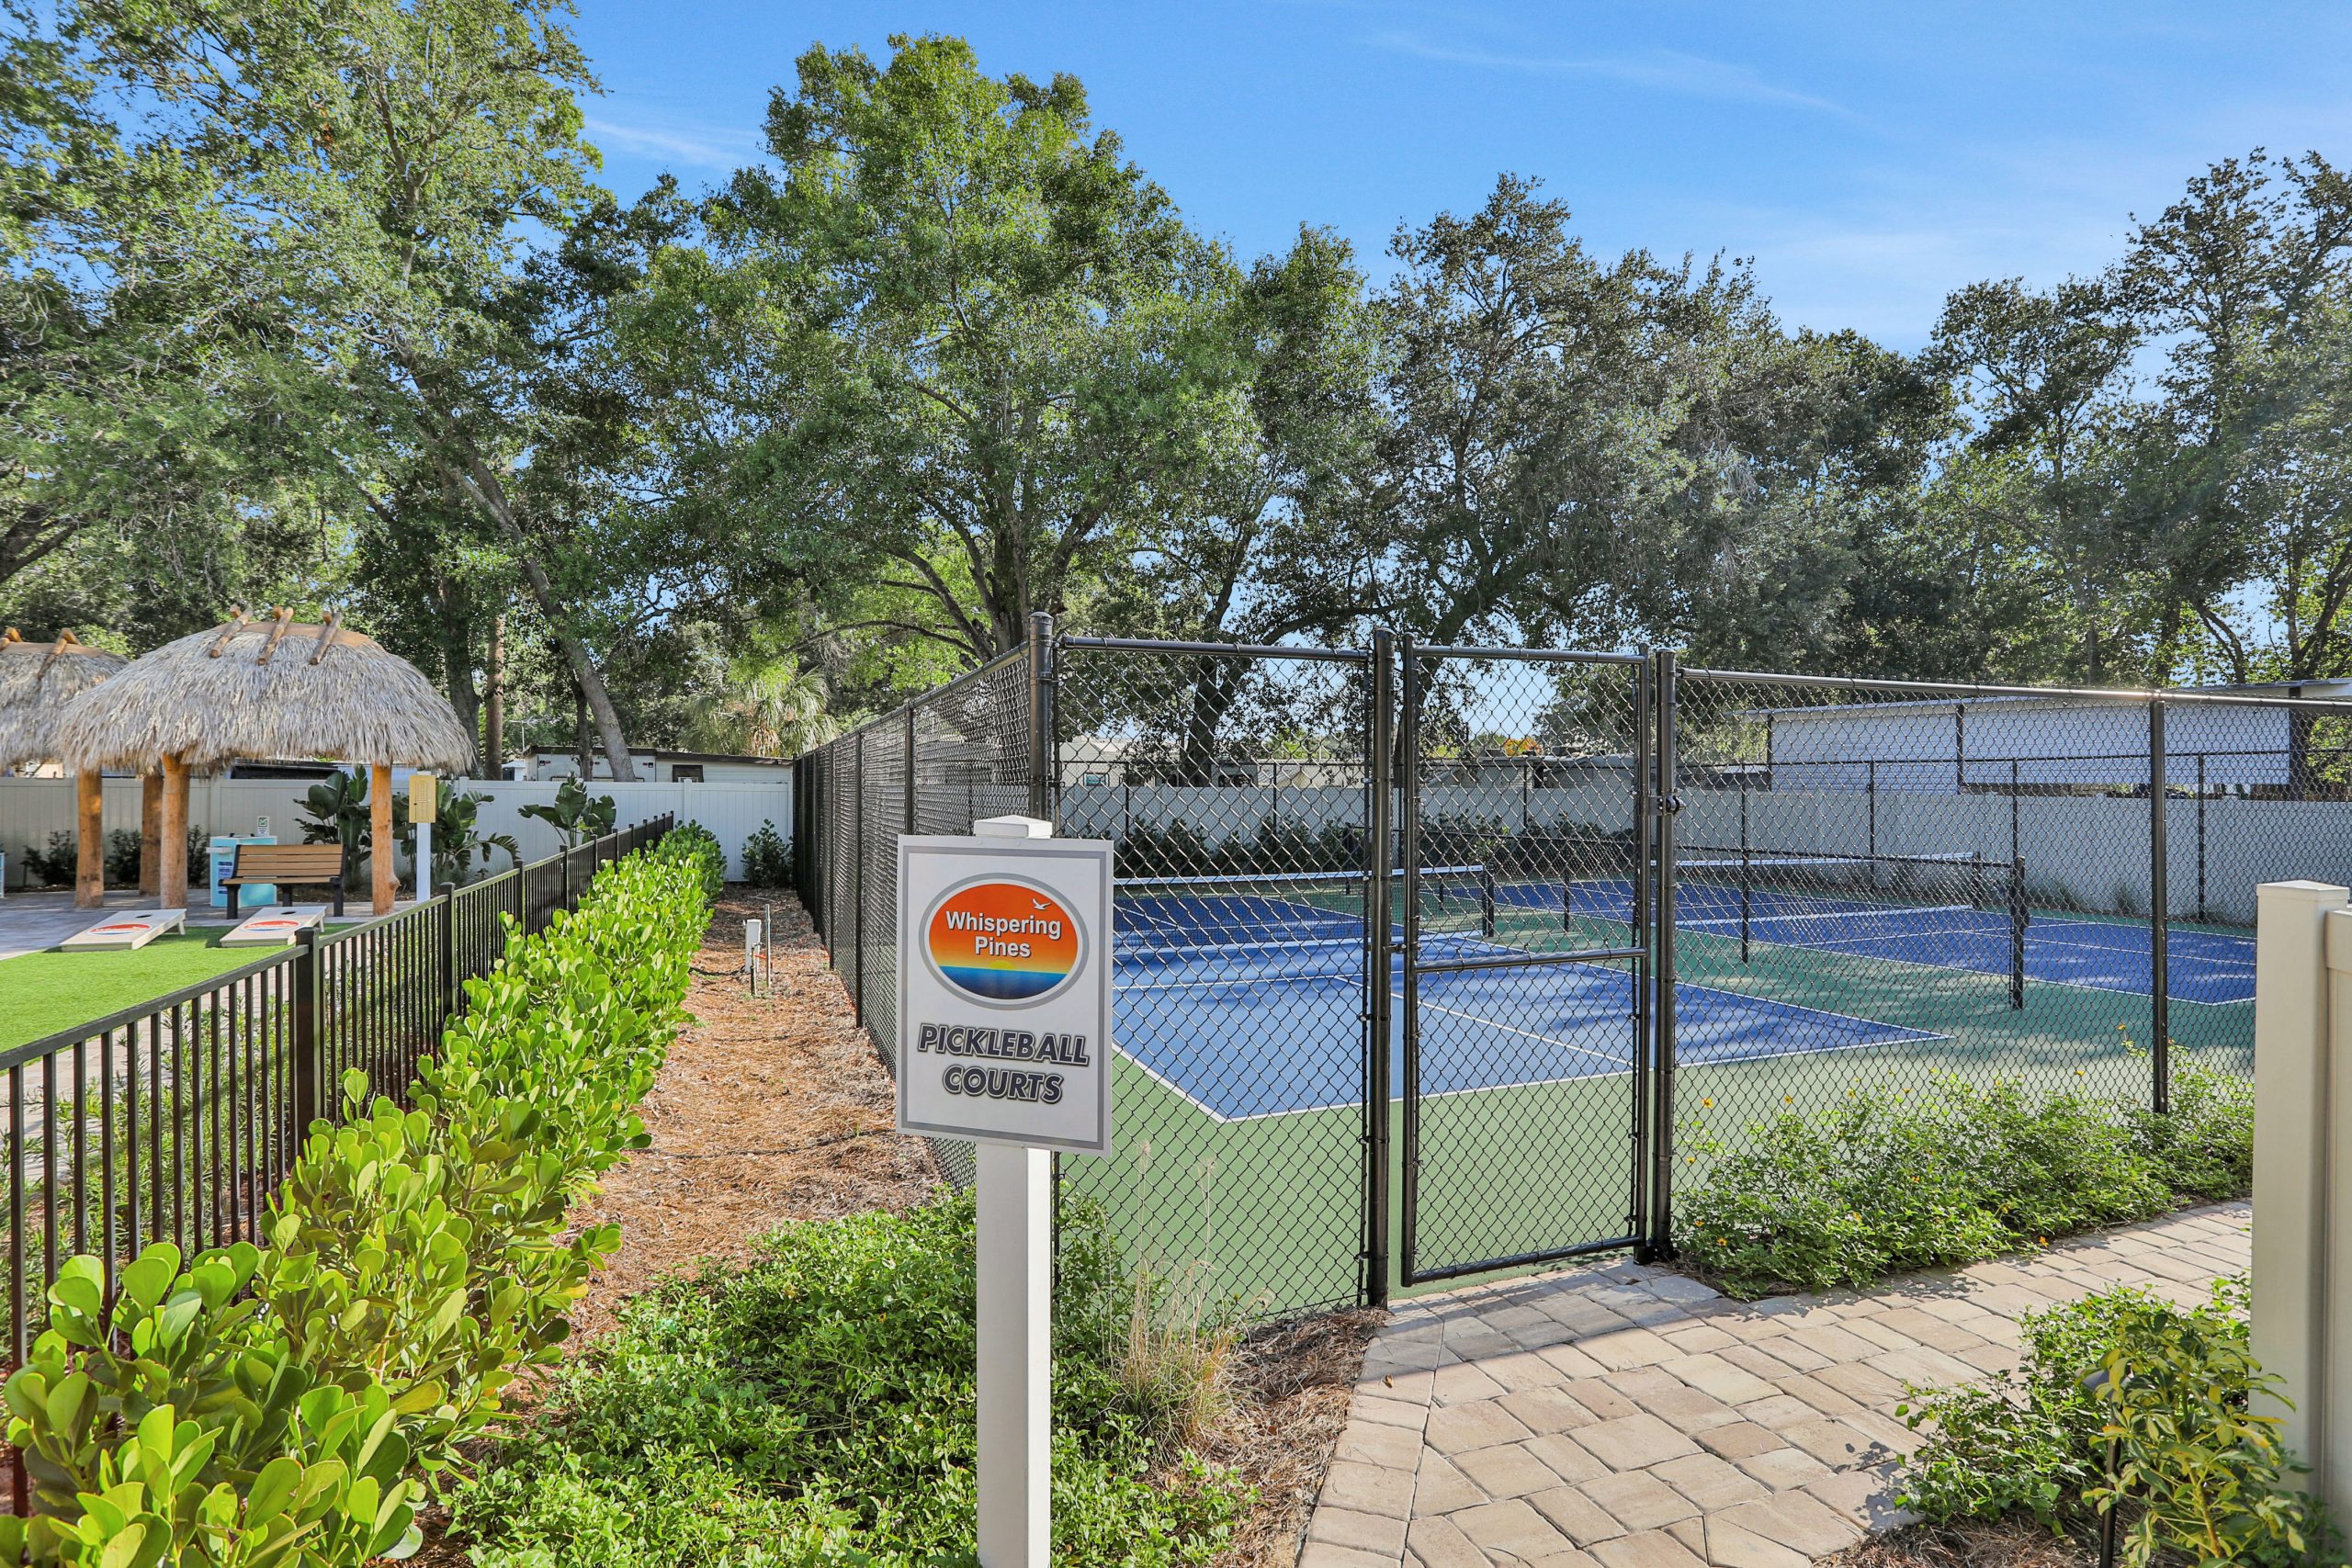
898 814 1113 1568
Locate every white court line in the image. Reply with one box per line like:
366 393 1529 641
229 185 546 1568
1110 965 1949 1124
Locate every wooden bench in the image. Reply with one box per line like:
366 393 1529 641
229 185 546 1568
221 842 348 918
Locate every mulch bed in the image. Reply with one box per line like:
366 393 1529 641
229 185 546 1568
422 887 1371 1568
1823 1518 2102 1566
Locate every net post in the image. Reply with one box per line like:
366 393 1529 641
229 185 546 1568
1397 637 1424 1281
1867 759 1877 859
1648 649 1679 1261
1479 864 1498 940
1364 628 1396 1310
2197 751 2208 923
2150 698 2169 1114
1738 768 1751 964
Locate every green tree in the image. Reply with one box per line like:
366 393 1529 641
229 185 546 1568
646 35 1264 667
44 0 646 775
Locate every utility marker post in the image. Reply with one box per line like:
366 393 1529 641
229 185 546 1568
898 813 1114 1568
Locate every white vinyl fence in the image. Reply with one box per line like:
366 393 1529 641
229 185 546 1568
0 775 793 889
2251 880 2352 1518
1057 779 2352 928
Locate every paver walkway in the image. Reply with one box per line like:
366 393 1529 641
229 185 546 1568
1308 1201 2251 1568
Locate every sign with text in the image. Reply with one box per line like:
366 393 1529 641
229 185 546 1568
897 833 1114 1154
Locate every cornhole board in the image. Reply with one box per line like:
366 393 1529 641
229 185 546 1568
220 905 328 948
59 909 187 952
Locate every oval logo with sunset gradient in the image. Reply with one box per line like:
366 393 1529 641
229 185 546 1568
923 876 1085 1005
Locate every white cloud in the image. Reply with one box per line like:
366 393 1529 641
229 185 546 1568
1368 33 1854 118
584 114 766 174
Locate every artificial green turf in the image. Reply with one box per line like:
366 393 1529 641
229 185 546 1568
0 933 273 1050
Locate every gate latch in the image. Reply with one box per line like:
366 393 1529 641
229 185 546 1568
1656 794 1684 816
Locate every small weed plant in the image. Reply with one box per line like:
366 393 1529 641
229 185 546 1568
1899 1279 2336 1567
451 1195 1250 1566
1678 1064 2252 1297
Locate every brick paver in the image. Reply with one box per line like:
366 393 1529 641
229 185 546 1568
1309 1201 2249 1566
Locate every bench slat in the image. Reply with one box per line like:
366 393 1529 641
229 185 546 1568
223 845 346 882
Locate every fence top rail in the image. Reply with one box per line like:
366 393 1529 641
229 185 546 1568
1679 664 2352 713
2 944 301 1074
1411 642 1647 666
801 647 1032 761
1058 635 1371 663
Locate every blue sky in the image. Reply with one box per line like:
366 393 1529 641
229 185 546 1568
571 2 2352 351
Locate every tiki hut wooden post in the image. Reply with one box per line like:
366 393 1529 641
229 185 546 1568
56 609 473 916
369 762 394 912
0 627 130 908
158 755 190 908
140 773 161 895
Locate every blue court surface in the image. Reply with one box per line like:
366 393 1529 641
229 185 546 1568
1542 878 2257 1006
1111 935 1939 1122
1109 872 2256 1122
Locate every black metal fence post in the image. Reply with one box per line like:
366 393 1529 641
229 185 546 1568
1649 649 1680 1260
290 926 322 1138
1631 654 1654 1250
1028 610 1057 821
1365 627 1396 1309
853 728 866 1020
903 705 918 837
437 882 458 1020
2150 698 2169 1114
1396 637 1424 1280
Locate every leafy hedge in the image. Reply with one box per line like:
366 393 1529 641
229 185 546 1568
1 828 720 1567
448 1195 1249 1567
1678 1065 2254 1298
1899 1280 2337 1566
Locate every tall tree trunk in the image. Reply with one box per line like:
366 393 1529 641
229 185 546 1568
435 574 482 773
574 683 594 779
439 446 638 779
483 613 506 778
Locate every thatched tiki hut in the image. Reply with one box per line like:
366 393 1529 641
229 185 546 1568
0 629 130 907
56 610 473 913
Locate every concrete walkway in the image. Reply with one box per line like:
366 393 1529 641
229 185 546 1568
1308 1202 2251 1568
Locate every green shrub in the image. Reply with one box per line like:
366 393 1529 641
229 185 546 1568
20 830 77 887
662 820 727 900
0 826 713 1566
740 818 790 886
1898 1279 2336 1566
450 1195 1250 1567
104 828 140 886
1678 1066 2255 1297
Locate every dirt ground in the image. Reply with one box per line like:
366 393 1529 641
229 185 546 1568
428 887 1371 1568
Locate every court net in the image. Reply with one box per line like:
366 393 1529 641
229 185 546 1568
1554 846 2026 998
1115 863 1493 962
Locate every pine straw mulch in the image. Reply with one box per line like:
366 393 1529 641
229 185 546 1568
420 887 1374 1568
1821 1517 2104 1567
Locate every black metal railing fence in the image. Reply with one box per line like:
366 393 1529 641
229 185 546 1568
0 812 674 1384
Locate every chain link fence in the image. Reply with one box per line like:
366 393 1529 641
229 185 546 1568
794 623 2352 1316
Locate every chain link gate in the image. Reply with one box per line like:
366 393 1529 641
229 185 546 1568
1395 643 1667 1282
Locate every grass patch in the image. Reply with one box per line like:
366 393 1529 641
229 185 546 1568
450 1193 1251 1567
0 932 265 1047
1677 1063 2254 1297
